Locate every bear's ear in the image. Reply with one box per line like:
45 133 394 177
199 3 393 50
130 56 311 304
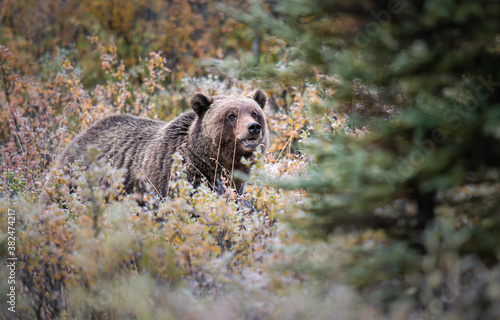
191 93 213 117
248 90 267 110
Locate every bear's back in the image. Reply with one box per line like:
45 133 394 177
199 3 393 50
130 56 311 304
57 114 164 172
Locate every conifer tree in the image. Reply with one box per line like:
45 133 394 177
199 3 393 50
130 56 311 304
258 0 500 243
243 2 500 309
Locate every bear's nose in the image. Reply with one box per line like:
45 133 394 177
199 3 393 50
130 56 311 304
247 122 261 135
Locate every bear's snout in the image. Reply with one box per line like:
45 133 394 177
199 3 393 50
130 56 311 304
247 122 261 135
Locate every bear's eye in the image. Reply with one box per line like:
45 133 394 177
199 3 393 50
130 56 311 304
251 112 257 120
228 114 237 121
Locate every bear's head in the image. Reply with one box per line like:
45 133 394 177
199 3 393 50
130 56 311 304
190 90 269 169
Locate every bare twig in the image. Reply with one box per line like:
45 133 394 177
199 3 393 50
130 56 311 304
276 119 306 161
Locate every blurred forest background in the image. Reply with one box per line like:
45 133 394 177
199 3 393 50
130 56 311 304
1 0 500 319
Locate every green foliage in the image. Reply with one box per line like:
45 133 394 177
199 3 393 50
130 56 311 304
246 0 500 317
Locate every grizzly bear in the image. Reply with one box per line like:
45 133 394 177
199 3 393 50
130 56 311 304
41 90 269 204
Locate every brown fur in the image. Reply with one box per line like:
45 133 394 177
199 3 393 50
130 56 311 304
41 90 269 204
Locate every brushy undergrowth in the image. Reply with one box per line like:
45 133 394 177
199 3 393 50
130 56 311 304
0 42 350 319
2 31 500 319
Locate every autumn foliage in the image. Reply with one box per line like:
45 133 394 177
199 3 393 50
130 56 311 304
2 1 500 319
0 37 321 318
